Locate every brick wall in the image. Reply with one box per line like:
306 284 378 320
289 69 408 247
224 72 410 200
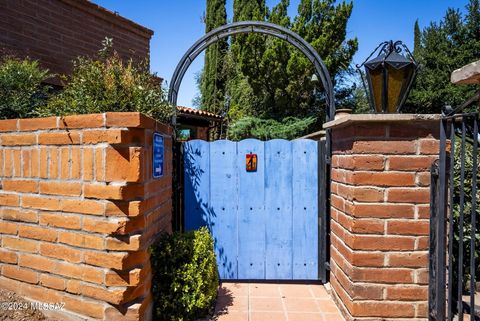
0 0 153 85
0 112 172 320
325 115 440 321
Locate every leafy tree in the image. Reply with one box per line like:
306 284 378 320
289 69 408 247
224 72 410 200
0 56 50 119
406 0 480 113
230 0 358 123
413 19 421 56
200 0 228 114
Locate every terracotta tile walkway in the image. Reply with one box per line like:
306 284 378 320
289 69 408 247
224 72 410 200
206 282 345 321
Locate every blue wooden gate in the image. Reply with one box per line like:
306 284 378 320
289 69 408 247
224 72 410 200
183 139 319 280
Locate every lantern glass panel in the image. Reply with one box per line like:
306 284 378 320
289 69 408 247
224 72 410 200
369 68 384 113
387 64 415 112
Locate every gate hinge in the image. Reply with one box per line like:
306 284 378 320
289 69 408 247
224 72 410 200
324 262 331 271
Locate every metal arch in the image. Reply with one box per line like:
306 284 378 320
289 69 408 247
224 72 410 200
168 21 336 124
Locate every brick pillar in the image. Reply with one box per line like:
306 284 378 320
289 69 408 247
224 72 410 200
324 114 440 321
0 113 172 321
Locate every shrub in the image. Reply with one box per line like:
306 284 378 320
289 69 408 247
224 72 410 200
227 116 316 141
38 40 171 123
150 227 219 321
0 56 50 119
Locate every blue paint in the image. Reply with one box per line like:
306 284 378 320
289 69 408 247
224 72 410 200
152 133 164 178
184 139 319 280
292 140 319 279
238 139 265 279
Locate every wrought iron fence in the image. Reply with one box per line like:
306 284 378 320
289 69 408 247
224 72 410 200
429 112 479 321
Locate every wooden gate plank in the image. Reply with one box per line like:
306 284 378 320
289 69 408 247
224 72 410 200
292 139 319 280
265 139 293 279
237 139 266 279
209 140 238 279
183 140 210 231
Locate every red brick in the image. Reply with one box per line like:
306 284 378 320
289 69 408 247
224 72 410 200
416 172 431 187
351 141 416 154
18 225 57 242
22 149 31 177
49 147 59 178
95 148 105 181
61 199 104 215
106 112 155 128
31 148 39 177
83 148 94 181
2 179 38 193
387 188 430 203
39 212 81 229
351 267 413 284
385 286 428 301
388 252 428 268
40 274 66 290
388 156 436 171
0 221 17 235
4 150 12 177
18 117 57 131
0 193 19 206
84 251 129 269
0 119 18 132
22 195 61 211
81 283 129 304
352 172 415 187
63 296 105 319
84 183 144 200
3 236 38 253
350 219 384 234
0 249 17 264
105 268 142 287
1 208 38 223
351 301 415 317
105 147 143 182
387 220 430 236
38 132 81 145
39 148 48 178
59 114 104 128
418 139 440 154
19 254 56 273
71 147 81 179
54 262 103 284
58 231 104 250
353 204 415 219
39 181 82 196
40 243 82 263
105 235 142 251
351 235 415 251
12 150 20 177
2 265 38 284
0 134 36 146
60 147 70 179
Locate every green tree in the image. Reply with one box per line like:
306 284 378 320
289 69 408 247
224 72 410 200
413 19 421 56
228 0 358 122
406 0 480 113
200 0 228 114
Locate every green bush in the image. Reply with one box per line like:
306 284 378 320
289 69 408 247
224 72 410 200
150 227 219 321
38 42 171 123
0 56 50 119
227 116 316 141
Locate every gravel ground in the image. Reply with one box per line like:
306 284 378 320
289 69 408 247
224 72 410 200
0 288 58 321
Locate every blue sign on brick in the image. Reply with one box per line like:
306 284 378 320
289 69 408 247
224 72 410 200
153 133 164 178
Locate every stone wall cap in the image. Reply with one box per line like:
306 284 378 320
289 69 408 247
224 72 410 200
323 114 441 129
451 60 480 85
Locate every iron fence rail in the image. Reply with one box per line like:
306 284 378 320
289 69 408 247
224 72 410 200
429 113 479 321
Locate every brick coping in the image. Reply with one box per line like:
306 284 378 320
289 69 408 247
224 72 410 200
0 112 172 134
323 114 441 130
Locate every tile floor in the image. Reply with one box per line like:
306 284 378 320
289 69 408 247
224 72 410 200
206 282 345 321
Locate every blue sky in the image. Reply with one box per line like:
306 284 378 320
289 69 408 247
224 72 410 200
94 0 469 107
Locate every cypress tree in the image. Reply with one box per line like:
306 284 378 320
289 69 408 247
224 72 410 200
200 0 228 113
413 19 421 56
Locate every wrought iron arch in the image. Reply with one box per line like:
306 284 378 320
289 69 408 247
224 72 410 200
168 21 336 125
